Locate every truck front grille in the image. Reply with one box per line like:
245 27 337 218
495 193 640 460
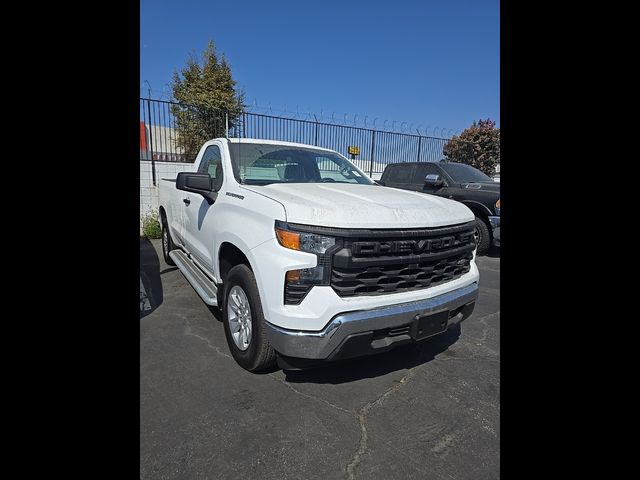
330 221 475 298
331 253 473 296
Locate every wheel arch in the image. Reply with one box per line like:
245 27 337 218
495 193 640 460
158 205 167 224
219 242 252 281
460 200 493 219
217 241 256 307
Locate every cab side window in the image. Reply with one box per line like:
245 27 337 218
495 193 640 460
388 165 414 185
198 145 223 180
413 163 442 184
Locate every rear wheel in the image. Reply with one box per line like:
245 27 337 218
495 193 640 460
223 264 276 372
161 216 176 266
474 216 491 255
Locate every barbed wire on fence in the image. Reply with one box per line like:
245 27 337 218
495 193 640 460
242 97 458 138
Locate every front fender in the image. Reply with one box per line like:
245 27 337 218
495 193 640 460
461 200 493 217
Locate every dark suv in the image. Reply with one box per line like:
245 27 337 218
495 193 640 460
379 162 500 254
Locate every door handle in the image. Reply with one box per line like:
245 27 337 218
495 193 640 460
183 198 191 206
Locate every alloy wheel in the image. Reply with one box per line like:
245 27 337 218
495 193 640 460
227 286 252 351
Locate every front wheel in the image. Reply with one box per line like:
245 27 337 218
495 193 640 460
474 216 491 255
222 264 277 372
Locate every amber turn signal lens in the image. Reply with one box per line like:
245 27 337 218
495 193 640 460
276 228 300 250
285 270 300 282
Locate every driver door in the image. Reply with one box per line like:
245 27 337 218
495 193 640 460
181 143 225 277
412 163 448 197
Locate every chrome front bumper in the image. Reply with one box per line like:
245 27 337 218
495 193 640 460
265 282 479 361
488 216 500 247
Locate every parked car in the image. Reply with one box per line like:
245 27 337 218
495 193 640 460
158 139 479 371
378 162 500 254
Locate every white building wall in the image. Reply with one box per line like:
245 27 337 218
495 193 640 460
140 161 195 234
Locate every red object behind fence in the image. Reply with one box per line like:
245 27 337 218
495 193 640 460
140 121 147 150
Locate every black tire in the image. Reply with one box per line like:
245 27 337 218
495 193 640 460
161 216 176 266
222 264 277 372
474 216 491 255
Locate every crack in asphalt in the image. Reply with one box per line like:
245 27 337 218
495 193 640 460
366 430 458 480
347 414 369 479
269 367 421 480
267 366 415 479
346 368 416 480
454 311 500 357
475 311 499 344
184 325 233 359
267 374 353 415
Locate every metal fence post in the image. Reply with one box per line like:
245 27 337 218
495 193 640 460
243 112 247 138
369 130 376 177
314 115 319 146
417 135 422 162
147 98 156 186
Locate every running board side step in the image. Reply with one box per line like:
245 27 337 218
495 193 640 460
169 250 218 306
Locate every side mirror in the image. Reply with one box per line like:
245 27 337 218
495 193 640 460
176 172 218 205
424 174 444 187
377 180 386 186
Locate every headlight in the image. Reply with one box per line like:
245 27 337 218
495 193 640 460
275 224 336 254
275 222 337 304
495 199 500 216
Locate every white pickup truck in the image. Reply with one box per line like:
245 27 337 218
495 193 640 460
158 138 479 371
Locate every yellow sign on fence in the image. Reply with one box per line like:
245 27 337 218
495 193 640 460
347 146 360 156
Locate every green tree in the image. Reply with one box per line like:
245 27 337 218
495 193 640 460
171 40 244 160
442 119 500 175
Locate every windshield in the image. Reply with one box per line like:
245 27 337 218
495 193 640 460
227 143 375 186
438 163 494 183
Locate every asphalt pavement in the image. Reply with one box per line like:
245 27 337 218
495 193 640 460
140 238 500 479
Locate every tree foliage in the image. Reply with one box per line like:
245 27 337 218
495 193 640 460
171 40 244 160
443 119 500 174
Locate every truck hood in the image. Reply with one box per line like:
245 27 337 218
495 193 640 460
243 183 474 228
